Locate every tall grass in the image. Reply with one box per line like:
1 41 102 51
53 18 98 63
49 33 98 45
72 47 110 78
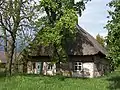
0 70 120 90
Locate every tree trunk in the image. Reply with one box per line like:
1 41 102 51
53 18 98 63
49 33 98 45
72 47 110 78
54 44 62 75
13 44 19 73
67 56 72 77
64 35 72 77
9 39 15 75
3 29 10 75
5 54 10 75
23 60 27 73
56 61 61 75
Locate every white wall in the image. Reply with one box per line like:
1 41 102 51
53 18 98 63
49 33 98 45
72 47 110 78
72 62 94 78
42 62 56 76
83 63 94 78
27 61 94 78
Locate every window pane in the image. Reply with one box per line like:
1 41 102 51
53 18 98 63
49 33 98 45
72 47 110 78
78 62 81 65
74 62 82 71
38 66 39 69
74 66 77 70
48 64 52 70
78 66 81 70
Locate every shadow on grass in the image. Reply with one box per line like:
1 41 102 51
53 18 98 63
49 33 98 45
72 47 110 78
22 74 68 81
0 72 89 82
17 73 89 80
107 76 120 90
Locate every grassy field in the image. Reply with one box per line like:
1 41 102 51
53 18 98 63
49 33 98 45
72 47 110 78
0 71 120 90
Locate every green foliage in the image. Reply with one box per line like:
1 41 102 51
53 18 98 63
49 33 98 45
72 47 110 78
106 0 120 68
31 0 90 62
37 9 77 45
40 0 90 24
0 0 41 74
96 34 105 47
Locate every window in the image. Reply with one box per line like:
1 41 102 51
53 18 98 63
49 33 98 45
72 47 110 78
47 64 53 70
33 62 36 69
38 65 39 69
74 62 82 71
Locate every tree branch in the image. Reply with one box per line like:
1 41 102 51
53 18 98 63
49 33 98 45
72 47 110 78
0 13 13 35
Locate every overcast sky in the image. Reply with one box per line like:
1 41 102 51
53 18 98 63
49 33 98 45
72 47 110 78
78 0 111 38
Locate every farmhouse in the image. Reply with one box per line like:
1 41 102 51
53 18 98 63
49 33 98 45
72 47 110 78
25 25 109 78
0 25 109 78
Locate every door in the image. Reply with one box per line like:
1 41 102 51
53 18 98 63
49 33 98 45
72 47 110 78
36 62 41 74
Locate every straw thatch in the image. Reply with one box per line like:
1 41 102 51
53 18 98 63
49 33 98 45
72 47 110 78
28 25 106 57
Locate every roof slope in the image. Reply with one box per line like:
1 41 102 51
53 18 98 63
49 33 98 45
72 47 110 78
29 25 106 56
68 25 106 55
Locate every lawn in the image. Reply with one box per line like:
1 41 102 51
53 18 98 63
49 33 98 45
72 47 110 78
0 71 120 90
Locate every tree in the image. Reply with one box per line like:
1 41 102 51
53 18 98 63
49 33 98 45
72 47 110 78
96 34 105 47
0 0 40 75
106 0 120 69
29 0 91 75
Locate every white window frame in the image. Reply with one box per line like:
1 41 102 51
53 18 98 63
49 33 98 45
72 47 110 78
74 62 82 72
47 63 53 70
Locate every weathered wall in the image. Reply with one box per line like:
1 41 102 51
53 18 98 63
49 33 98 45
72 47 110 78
71 62 94 78
93 55 109 77
57 62 94 78
27 61 34 74
27 61 56 75
42 62 56 75
27 55 109 78
83 63 94 78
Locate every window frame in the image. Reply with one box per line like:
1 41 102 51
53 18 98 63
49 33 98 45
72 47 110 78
47 63 53 70
74 62 82 72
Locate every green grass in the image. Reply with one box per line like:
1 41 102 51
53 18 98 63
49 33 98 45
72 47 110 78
0 71 120 90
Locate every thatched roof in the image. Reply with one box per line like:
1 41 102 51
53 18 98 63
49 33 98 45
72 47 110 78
71 25 106 55
29 25 106 56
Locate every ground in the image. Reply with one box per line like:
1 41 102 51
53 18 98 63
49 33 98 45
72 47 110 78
0 69 120 90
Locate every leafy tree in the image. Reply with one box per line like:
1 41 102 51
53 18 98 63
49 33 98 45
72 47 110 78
0 0 40 75
96 34 105 47
29 0 91 74
106 0 120 69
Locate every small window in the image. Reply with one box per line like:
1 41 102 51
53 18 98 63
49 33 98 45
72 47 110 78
74 62 82 71
38 66 39 69
47 64 53 70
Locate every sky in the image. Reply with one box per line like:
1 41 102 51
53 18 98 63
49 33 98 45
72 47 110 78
78 0 111 38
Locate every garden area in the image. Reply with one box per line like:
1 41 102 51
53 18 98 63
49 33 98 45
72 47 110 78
0 69 120 90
